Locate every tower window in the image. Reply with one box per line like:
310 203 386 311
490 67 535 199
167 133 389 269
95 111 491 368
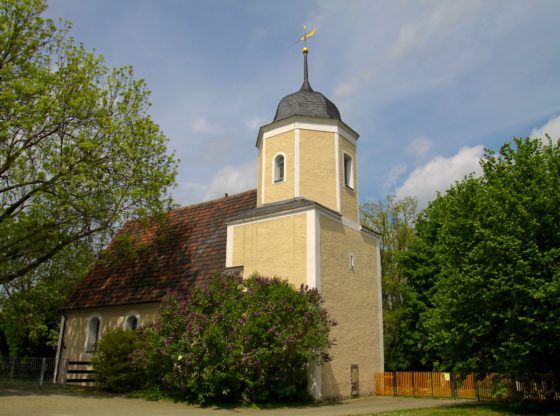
274 154 285 183
85 316 101 353
344 154 354 189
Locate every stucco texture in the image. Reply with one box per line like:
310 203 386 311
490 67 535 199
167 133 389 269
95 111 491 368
299 129 337 211
231 213 308 288
318 214 382 399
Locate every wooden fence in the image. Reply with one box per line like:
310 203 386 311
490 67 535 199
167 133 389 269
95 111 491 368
374 372 559 401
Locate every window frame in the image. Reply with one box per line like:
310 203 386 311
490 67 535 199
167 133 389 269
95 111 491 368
123 311 140 331
343 153 354 190
273 153 286 184
84 314 102 354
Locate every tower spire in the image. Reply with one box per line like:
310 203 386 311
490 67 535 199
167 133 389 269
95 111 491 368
297 26 316 91
301 47 312 91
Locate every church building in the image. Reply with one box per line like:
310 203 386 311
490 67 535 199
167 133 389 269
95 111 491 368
55 45 384 400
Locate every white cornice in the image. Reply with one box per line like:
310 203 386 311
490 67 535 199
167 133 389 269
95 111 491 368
256 116 359 149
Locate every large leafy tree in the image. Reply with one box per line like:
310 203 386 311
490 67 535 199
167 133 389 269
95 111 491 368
0 0 177 285
361 196 425 370
0 242 95 356
409 137 559 376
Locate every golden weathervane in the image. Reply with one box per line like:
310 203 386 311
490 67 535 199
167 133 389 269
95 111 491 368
296 25 317 54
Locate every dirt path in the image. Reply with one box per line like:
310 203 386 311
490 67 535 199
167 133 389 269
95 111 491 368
0 386 467 416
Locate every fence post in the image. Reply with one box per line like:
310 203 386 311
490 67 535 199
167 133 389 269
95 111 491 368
430 371 434 398
9 357 16 380
39 357 46 387
475 376 480 401
412 371 416 396
63 359 69 387
450 372 457 399
392 371 397 396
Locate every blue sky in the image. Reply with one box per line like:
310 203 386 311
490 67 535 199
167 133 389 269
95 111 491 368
45 0 560 208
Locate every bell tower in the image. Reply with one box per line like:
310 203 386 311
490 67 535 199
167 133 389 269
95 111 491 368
256 47 361 224
227 38 384 400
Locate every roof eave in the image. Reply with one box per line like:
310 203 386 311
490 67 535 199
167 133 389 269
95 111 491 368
256 115 360 148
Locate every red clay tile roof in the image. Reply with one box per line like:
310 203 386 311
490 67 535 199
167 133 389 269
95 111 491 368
64 190 257 310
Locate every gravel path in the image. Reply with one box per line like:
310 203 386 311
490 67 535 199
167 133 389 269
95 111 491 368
0 386 468 416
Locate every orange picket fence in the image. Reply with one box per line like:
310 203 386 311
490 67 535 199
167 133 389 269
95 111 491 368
374 372 559 402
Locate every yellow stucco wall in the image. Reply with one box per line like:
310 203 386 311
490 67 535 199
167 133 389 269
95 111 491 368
58 303 160 382
339 137 359 223
231 213 307 288
299 129 338 212
261 130 295 205
318 214 382 399
257 145 263 207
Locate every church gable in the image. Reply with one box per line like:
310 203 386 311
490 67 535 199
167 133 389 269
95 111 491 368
64 190 257 310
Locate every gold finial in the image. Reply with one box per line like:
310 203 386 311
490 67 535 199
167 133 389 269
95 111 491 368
296 25 316 54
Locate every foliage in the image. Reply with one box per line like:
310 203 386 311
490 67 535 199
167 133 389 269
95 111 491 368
0 242 94 356
0 0 177 285
404 137 560 376
91 328 145 393
361 196 423 370
134 273 335 404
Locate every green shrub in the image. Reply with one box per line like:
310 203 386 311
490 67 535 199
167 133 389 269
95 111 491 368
134 273 335 404
91 328 145 393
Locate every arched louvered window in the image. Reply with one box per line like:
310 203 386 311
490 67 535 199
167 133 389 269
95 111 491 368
274 154 285 183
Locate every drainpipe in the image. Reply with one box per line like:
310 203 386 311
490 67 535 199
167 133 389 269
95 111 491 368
53 311 67 383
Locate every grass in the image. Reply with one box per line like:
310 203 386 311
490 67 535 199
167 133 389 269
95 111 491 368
369 402 560 416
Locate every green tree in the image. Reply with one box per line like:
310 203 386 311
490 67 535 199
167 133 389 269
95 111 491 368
91 328 146 393
412 137 560 376
361 196 424 370
0 0 177 285
0 242 94 356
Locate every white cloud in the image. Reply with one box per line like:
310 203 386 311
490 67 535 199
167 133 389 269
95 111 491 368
203 161 257 201
382 163 407 190
395 145 484 207
530 115 560 141
406 136 434 158
191 117 221 134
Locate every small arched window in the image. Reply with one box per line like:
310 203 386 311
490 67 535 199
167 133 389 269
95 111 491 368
85 316 101 353
274 154 285 183
125 315 138 331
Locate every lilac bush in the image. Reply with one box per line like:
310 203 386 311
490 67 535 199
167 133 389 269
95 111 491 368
134 273 335 404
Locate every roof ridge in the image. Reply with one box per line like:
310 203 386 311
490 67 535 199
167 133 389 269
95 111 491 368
173 188 257 212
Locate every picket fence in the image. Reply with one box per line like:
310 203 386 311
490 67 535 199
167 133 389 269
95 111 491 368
374 371 559 401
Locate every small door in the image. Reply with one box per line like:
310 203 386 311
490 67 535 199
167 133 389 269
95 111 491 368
351 364 359 397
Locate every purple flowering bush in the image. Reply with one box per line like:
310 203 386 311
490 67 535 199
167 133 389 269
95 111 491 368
134 273 335 404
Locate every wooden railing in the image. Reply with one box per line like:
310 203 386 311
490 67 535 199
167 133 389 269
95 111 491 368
63 360 96 385
374 372 559 401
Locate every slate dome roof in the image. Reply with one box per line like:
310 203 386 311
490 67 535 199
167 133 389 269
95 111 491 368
273 50 341 122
